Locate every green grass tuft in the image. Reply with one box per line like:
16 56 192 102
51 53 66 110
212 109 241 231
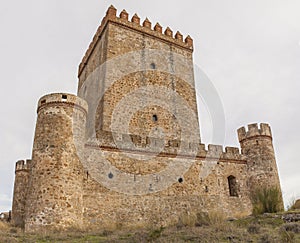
251 186 282 215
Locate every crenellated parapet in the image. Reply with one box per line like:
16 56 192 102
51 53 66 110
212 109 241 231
86 131 245 163
15 160 31 173
207 144 245 162
37 93 88 116
78 5 194 77
237 123 272 143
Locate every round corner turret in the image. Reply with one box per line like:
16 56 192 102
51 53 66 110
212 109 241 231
24 92 88 232
37 93 88 115
237 123 272 143
12 159 31 228
237 122 283 210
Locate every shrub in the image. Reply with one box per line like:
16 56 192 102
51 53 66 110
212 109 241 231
194 211 225 228
279 228 295 243
289 199 300 211
259 233 272 243
195 212 210 227
177 212 197 227
148 226 164 240
247 224 260 234
251 187 282 215
282 223 300 234
0 221 10 232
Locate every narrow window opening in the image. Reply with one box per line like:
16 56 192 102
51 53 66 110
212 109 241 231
108 172 114 179
149 184 153 191
41 99 46 104
228 175 238 197
205 186 209 192
178 177 183 183
62 94 67 101
150 63 156 69
152 114 158 122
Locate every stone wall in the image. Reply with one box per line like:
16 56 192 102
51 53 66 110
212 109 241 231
11 160 31 227
24 93 88 232
82 143 252 230
77 5 200 143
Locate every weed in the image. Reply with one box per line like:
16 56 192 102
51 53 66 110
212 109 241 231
282 223 300 234
251 187 282 215
247 224 260 234
279 228 295 243
148 226 164 240
177 212 197 227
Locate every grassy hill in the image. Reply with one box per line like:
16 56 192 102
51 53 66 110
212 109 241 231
1 212 299 242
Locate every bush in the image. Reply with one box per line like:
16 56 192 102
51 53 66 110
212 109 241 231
177 212 197 227
195 212 210 227
282 223 300 234
251 187 282 215
194 211 225 228
279 228 295 243
148 226 164 240
247 224 260 234
0 221 10 232
289 199 300 211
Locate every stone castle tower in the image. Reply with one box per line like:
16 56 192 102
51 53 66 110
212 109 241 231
11 6 283 232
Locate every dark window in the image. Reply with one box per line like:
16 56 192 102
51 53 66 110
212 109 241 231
108 172 114 179
41 99 46 104
152 114 158 122
150 63 156 69
228 175 238 197
62 94 67 100
178 177 183 183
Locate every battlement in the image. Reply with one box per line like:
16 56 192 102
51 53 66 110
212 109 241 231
15 159 31 173
207 144 244 161
237 123 272 142
78 5 194 77
37 93 88 115
85 131 245 162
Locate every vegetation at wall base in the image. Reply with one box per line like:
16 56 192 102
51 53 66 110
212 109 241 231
1 211 300 242
251 186 282 215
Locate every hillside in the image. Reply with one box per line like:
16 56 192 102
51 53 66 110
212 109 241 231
1 212 299 242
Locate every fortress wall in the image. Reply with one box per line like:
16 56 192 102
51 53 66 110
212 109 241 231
82 145 252 230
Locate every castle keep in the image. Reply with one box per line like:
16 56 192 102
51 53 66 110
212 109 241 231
11 6 283 232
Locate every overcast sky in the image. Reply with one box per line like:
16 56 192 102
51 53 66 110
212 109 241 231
0 0 299 211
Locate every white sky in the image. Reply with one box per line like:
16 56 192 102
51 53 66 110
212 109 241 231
0 0 299 211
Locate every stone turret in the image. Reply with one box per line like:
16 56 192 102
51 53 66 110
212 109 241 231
24 93 88 232
11 159 31 227
237 123 283 208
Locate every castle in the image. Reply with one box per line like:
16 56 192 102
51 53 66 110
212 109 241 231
11 6 283 232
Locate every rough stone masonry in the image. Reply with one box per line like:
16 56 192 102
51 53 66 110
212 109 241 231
11 5 283 232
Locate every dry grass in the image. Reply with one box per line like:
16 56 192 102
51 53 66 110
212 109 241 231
0 213 299 242
0 221 10 231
